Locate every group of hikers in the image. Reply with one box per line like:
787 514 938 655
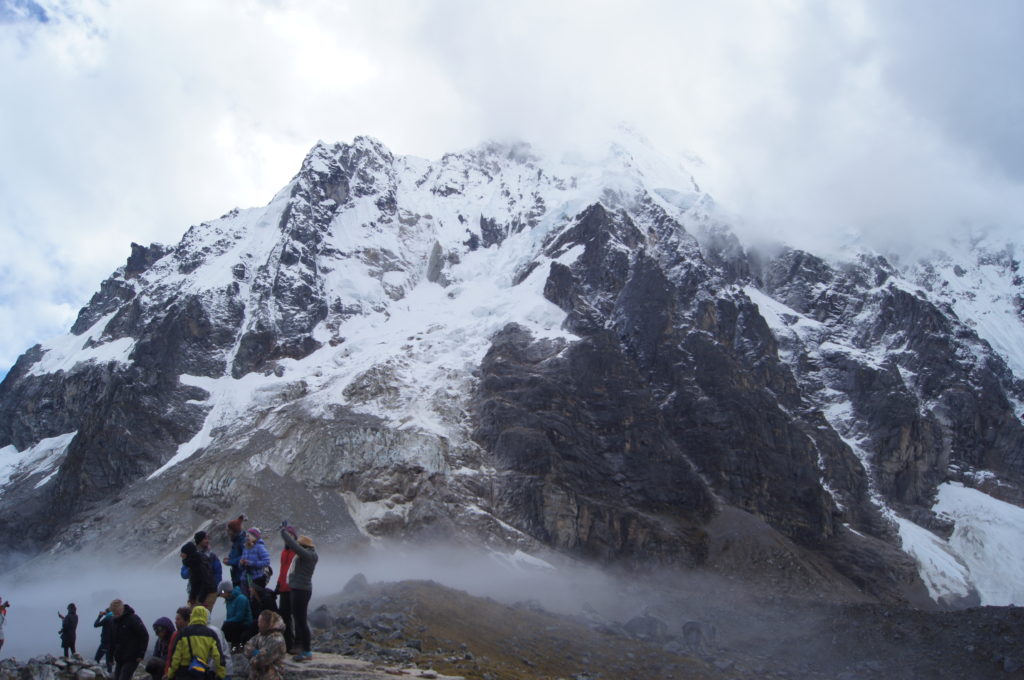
33 516 318 680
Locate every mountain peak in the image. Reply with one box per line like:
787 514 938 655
1 133 1022 612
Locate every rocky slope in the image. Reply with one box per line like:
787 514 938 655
1 131 1022 608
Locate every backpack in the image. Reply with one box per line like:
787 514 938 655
181 633 216 680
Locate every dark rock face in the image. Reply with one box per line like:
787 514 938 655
474 324 714 564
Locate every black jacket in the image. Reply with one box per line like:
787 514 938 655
94 612 115 646
111 605 149 662
182 542 216 602
59 608 78 644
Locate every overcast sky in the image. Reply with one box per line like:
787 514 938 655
1 0 1022 374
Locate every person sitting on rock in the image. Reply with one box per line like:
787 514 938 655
166 605 225 680
58 602 78 657
218 580 255 651
238 528 271 595
243 610 287 680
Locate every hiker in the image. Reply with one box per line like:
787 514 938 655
93 606 115 672
162 606 193 679
58 602 78 657
243 610 287 680
218 580 254 651
0 597 9 654
109 599 149 680
275 526 298 651
239 528 270 596
144 617 173 680
166 605 225 680
280 524 318 661
223 515 247 587
194 530 224 612
181 540 217 607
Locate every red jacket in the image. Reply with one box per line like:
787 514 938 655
277 548 296 593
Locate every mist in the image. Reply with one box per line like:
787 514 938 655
0 536 743 662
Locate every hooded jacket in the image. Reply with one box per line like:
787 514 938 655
59 604 78 645
111 604 149 663
168 606 225 679
224 586 253 626
152 617 175 658
243 611 287 680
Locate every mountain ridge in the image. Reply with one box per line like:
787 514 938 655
1 133 1022 608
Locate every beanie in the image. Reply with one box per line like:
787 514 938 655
226 515 245 533
194 530 207 545
247 527 261 540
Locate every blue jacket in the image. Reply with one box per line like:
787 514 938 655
240 539 270 579
223 587 253 626
226 532 247 584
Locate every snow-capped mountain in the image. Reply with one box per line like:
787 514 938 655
1 131 1022 607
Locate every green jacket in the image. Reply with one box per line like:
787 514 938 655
168 606 225 679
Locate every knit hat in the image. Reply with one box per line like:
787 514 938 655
217 580 233 596
247 527 261 540
181 541 198 557
226 515 245 533
297 535 315 548
193 530 207 544
152 617 174 634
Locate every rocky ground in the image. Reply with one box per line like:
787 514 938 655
2 575 1022 680
308 576 1024 680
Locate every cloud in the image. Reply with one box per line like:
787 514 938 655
1 0 1022 374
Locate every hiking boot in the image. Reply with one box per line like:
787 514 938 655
293 651 313 662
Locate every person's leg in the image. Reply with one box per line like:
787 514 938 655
222 621 242 645
117 660 139 680
94 644 104 663
291 588 312 654
203 592 218 613
278 590 294 651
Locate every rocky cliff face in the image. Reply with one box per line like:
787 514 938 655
1 132 1021 606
